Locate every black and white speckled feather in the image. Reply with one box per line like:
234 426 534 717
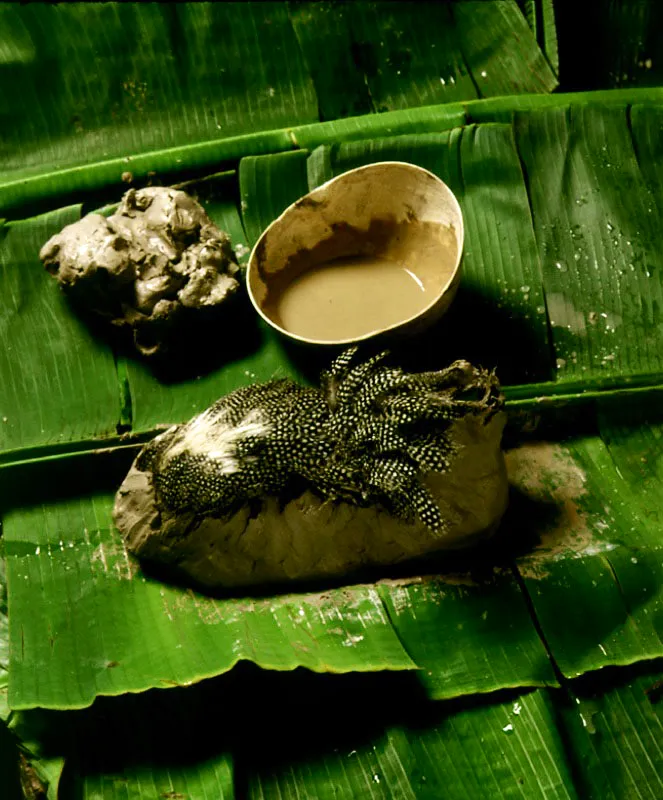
137 348 502 533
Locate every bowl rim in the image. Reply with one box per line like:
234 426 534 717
246 160 465 346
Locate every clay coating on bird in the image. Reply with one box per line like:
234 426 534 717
115 349 508 588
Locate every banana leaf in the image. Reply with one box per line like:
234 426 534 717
0 3 318 184
0 206 120 462
0 557 62 799
232 664 663 800
0 558 19 799
0 1 554 189
2 456 555 710
6 409 662 712
292 0 557 119
517 0 559 76
520 404 663 677
8 91 663 464
3 2 663 795
3 94 663 712
8 86 663 224
4 661 663 799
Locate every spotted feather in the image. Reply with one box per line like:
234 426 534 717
138 349 503 532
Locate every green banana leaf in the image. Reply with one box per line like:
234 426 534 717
517 0 559 76
3 89 663 769
2 463 555 710
0 1 554 187
3 1 663 796
0 206 120 461
6 90 663 463
3 96 661 707
4 402 662 711
4 660 663 799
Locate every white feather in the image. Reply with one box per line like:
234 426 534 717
164 409 269 474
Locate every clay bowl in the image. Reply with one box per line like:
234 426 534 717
246 162 464 346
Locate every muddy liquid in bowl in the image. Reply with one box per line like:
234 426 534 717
262 220 459 342
270 255 430 341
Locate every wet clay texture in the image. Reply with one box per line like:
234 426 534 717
40 187 240 356
114 350 508 590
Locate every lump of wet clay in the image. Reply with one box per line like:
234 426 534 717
114 348 509 589
39 187 240 356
